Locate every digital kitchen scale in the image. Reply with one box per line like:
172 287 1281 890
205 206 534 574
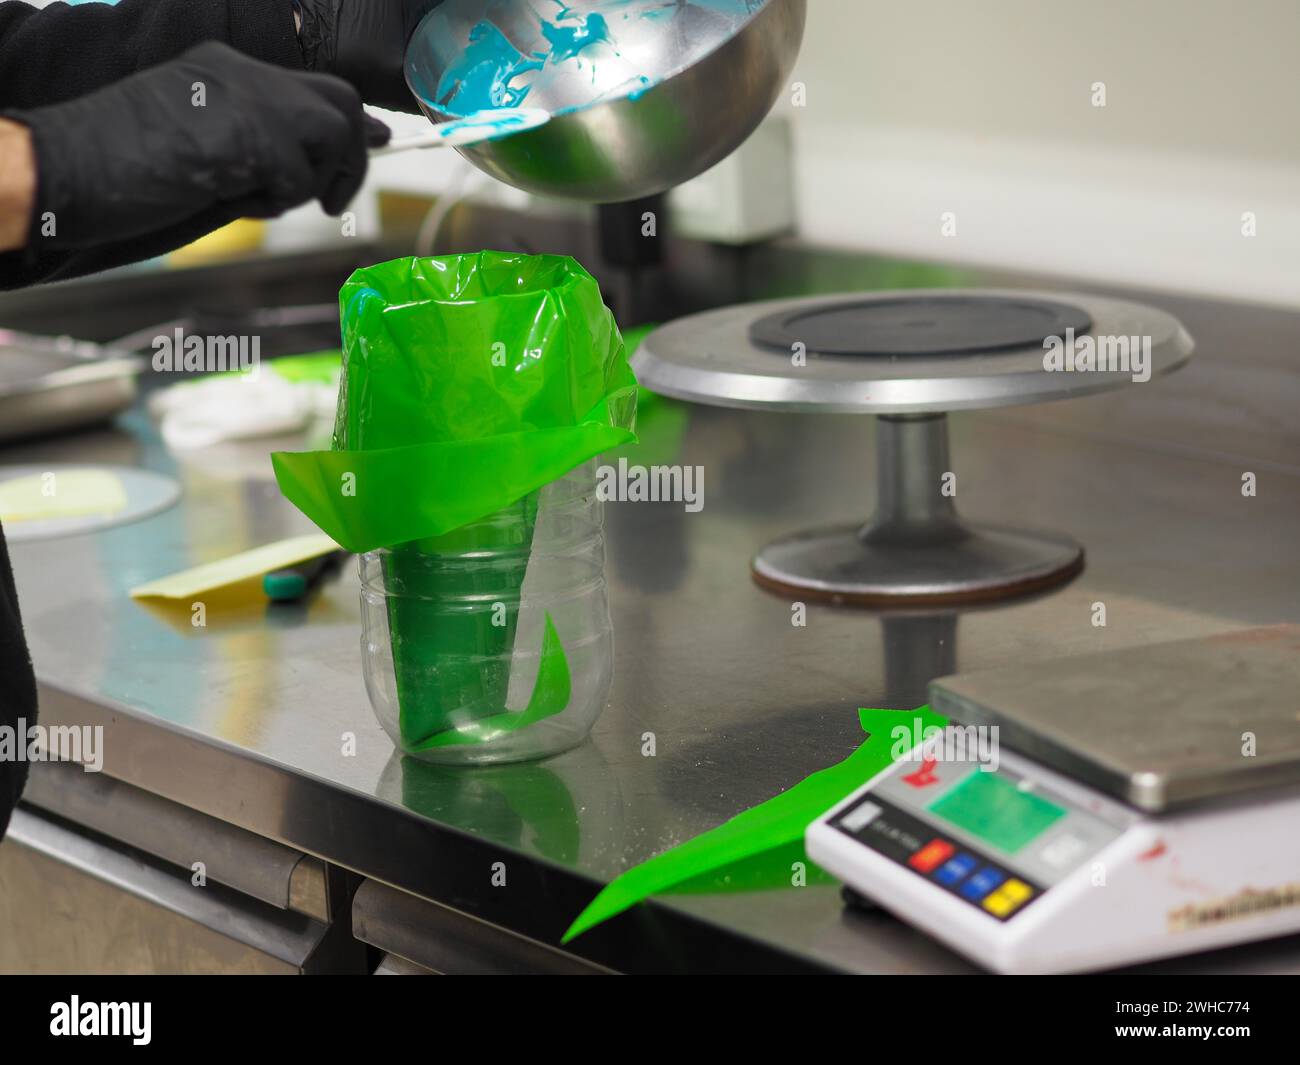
806 625 1300 973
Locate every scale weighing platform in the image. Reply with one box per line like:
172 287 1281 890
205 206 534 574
806 626 1300 973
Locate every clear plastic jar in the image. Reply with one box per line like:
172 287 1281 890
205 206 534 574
360 461 613 764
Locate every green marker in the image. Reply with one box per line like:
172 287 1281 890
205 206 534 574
263 550 347 602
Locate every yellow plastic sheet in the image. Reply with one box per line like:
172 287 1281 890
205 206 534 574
130 533 339 600
0 468 127 523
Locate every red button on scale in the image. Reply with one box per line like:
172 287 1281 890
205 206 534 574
902 755 940 788
908 839 955 873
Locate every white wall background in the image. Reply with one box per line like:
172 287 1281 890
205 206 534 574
773 0 1300 307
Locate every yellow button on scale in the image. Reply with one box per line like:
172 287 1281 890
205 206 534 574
982 879 1033 917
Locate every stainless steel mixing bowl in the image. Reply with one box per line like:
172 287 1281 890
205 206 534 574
404 0 807 203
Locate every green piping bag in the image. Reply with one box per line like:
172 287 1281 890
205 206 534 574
271 253 636 750
563 705 948 942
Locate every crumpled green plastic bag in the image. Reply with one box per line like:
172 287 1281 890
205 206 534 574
271 252 637 749
563 706 948 942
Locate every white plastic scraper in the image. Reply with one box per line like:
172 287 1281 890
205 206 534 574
370 107 551 156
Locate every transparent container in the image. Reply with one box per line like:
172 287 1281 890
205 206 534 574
360 461 613 765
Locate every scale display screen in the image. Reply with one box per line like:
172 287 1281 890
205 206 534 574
927 771 1067 854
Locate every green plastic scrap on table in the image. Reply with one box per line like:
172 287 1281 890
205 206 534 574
562 705 948 943
270 252 637 750
267 350 343 384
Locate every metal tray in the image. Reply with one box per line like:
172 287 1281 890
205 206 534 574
0 329 142 442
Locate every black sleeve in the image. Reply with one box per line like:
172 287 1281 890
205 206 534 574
0 0 304 110
0 0 307 289
0 200 257 290
0 520 37 841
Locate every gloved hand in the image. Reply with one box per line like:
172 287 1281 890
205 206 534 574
295 0 441 114
3 40 387 252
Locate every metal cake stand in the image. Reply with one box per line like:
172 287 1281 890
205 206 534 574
633 289 1194 606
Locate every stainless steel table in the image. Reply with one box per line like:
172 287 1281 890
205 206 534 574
3 270 1298 974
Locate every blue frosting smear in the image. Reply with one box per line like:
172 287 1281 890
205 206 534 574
436 110 540 140
431 0 765 118
542 10 612 61
434 21 546 112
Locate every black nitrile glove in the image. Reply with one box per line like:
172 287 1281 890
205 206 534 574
296 0 441 113
4 40 386 253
